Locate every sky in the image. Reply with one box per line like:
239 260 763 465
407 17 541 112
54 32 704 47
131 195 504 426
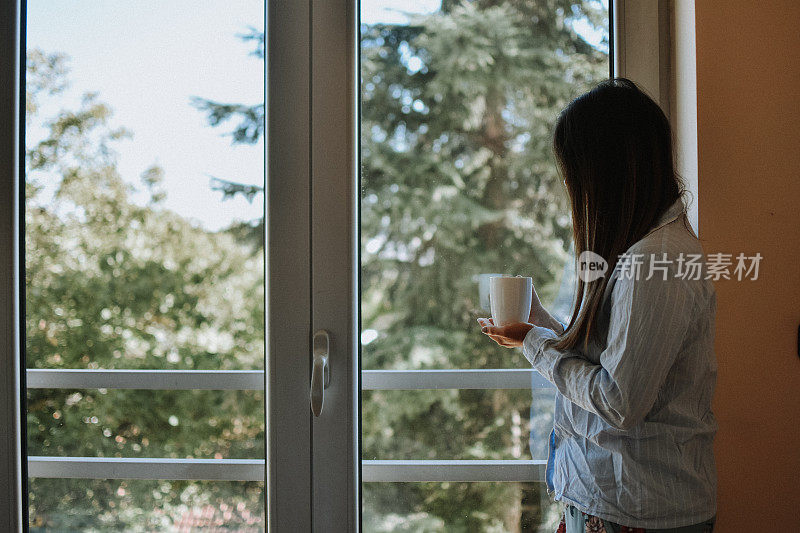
27 0 605 231
26 0 443 230
27 0 266 230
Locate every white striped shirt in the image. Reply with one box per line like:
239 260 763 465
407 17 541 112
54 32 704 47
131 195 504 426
523 198 718 528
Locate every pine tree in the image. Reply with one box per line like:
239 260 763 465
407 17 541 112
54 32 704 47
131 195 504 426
359 2 607 530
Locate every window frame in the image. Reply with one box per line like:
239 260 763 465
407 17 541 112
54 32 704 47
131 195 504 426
613 0 672 112
0 0 24 529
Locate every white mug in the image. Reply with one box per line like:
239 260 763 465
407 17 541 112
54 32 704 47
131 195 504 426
477 273 508 311
489 276 532 326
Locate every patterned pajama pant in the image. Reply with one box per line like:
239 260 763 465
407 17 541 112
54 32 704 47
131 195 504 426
557 505 715 533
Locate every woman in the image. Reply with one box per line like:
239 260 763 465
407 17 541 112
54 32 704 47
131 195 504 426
478 79 717 533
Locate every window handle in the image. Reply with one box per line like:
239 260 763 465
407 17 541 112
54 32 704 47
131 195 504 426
310 330 331 417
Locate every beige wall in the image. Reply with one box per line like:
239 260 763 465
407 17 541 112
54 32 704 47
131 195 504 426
694 0 800 527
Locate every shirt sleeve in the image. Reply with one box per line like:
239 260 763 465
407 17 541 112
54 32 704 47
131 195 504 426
522 258 696 431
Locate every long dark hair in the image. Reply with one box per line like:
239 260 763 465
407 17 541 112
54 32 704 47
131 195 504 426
552 78 685 351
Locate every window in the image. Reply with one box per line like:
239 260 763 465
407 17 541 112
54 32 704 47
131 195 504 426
359 1 609 530
23 1 266 529
0 0 676 530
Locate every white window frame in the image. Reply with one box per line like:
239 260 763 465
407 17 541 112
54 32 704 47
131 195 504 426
0 0 23 530
613 0 672 111
0 1 685 530
614 0 699 231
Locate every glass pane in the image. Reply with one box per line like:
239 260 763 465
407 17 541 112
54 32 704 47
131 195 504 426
27 389 264 459
360 0 609 371
360 0 609 530
25 0 265 372
28 479 265 532
25 0 265 529
362 388 555 460
363 482 560 532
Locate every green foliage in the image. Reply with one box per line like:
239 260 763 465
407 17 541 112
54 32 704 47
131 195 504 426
190 27 265 147
26 0 607 529
28 479 264 532
190 97 264 145
25 50 264 530
189 30 265 246
25 49 68 116
358 1 607 529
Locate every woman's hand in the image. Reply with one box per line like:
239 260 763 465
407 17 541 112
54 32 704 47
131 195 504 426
477 318 534 348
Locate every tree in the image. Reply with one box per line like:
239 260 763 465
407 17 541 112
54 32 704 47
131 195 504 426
358 1 607 530
26 0 608 528
25 50 265 531
192 1 607 530
191 28 266 250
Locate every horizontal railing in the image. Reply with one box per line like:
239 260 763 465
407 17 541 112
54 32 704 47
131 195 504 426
27 457 546 482
26 368 554 390
26 369 265 390
362 369 553 390
362 459 545 482
26 368 551 482
27 457 265 481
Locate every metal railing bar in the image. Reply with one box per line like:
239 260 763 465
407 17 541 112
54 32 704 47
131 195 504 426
27 457 265 481
361 369 553 390
25 368 553 391
27 457 546 483
361 459 546 482
26 369 265 390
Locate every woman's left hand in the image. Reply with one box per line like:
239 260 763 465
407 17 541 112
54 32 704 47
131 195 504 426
477 318 534 348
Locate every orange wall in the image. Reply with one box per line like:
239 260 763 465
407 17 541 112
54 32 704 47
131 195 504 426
695 1 800 528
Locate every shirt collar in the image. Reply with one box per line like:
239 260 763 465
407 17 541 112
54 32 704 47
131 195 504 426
645 197 687 236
